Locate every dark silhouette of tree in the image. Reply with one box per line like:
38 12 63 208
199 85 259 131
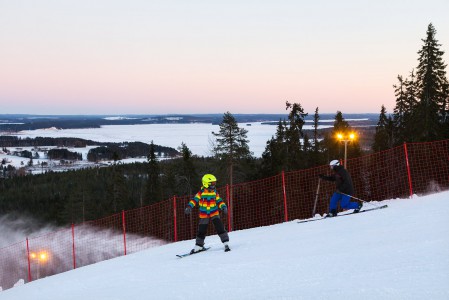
260 120 288 177
212 111 253 186
373 105 393 151
145 141 162 204
284 101 308 170
175 142 197 196
412 23 448 141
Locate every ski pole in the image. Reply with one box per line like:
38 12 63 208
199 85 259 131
338 192 382 208
312 178 321 217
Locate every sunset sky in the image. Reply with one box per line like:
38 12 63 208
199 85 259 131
1 0 448 115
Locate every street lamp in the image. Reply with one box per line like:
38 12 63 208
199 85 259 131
337 132 356 168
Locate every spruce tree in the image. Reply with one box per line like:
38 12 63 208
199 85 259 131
212 112 252 187
145 141 162 204
373 105 392 151
260 120 288 177
285 101 308 170
176 142 197 195
413 23 448 141
313 107 320 155
392 75 410 144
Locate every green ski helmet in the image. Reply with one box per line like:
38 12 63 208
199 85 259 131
202 174 217 188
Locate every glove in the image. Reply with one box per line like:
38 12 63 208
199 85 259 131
318 174 325 179
222 207 228 215
184 206 192 215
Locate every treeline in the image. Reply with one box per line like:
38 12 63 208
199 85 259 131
86 142 178 162
0 136 91 147
47 149 82 161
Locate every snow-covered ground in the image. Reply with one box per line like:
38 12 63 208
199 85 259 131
1 191 448 299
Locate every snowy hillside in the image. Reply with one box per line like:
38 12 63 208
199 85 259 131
2 191 449 300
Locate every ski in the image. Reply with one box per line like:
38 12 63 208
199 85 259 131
297 204 388 224
176 247 211 258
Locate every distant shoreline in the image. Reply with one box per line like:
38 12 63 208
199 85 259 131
0 113 379 132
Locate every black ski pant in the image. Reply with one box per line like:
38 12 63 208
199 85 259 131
195 216 229 247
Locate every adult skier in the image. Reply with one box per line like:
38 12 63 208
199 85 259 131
185 174 230 253
319 160 362 217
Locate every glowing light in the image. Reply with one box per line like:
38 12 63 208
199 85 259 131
29 250 49 262
39 252 47 261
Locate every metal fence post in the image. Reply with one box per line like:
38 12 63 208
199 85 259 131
404 142 414 197
72 224 76 269
26 238 32 282
122 210 127 256
282 171 288 222
173 196 178 242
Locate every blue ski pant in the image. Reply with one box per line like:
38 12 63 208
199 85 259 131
329 192 359 211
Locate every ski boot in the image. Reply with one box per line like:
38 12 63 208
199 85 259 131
190 245 206 254
354 202 363 213
326 209 337 218
224 242 231 252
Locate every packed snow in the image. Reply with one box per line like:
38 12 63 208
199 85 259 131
1 191 448 299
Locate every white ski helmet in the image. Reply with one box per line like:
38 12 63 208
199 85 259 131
329 160 340 168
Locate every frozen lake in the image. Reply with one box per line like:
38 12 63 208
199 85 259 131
14 122 330 158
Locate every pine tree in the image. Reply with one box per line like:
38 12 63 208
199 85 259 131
212 112 252 187
176 142 197 196
413 23 448 141
313 107 320 155
284 101 308 170
392 75 409 144
372 105 392 151
260 102 309 173
441 80 449 136
145 141 162 204
260 120 288 177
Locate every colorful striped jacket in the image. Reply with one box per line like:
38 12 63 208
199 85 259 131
188 187 227 219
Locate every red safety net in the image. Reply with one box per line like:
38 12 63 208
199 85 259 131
1 139 448 291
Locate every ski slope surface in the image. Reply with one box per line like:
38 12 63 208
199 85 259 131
2 191 449 300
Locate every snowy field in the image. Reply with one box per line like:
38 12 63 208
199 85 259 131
1 190 448 300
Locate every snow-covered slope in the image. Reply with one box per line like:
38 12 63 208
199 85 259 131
2 191 449 300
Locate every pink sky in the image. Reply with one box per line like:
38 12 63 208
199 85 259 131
1 1 448 115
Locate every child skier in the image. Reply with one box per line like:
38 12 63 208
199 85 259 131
319 159 362 217
184 174 230 253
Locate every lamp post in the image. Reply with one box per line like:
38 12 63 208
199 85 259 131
337 132 356 168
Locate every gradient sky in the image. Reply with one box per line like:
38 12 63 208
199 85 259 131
1 0 448 115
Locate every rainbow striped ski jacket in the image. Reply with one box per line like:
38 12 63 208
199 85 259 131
188 187 227 219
